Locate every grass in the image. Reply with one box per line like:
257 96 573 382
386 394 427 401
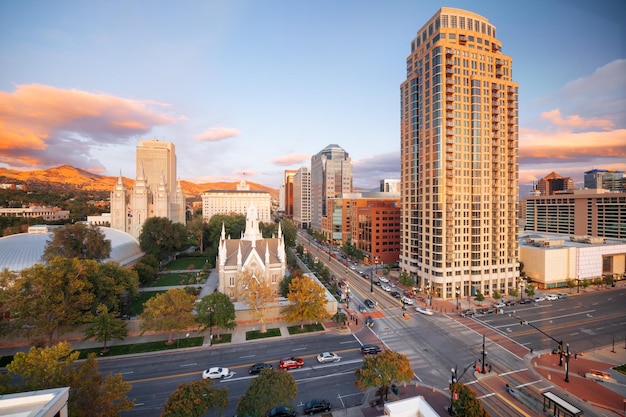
287 323 324 335
130 291 166 316
164 257 212 271
76 337 205 359
210 333 232 345
150 272 204 287
246 328 281 340
614 363 626 376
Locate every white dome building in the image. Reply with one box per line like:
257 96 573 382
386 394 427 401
0 225 144 272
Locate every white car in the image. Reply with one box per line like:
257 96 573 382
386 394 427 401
401 296 414 305
381 284 391 292
202 367 230 380
378 276 389 283
533 296 545 302
545 294 558 301
494 302 505 308
317 352 341 363
415 307 434 316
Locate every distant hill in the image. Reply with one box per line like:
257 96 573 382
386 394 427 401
0 165 279 200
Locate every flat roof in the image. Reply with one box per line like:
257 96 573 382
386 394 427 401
543 391 582 415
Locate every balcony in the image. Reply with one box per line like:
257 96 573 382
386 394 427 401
508 127 517 133
446 129 454 136
446 121 454 127
446 111 454 119
446 155 454 161
459 35 467 44
446 48 454 56
507 93 516 102
492 124 501 131
495 59 504 66
446 59 454 67
446 78 455 85
446 163 454 170
492 93 503 99
446 137 454 145
446 146 454 153
491 83 501 91
496 70 504 77
507 86 517 93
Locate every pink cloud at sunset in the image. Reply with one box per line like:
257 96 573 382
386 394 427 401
540 109 614 130
0 84 178 169
194 127 242 142
271 153 310 166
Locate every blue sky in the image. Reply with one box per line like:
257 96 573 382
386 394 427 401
1 0 625 190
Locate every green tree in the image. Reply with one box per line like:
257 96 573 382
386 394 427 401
161 379 228 417
205 214 246 265
42 223 111 262
278 273 296 297
133 254 159 285
6 257 95 344
237 368 297 417
355 350 414 407
83 304 128 352
238 267 276 333
525 284 536 299
280 219 297 248
195 292 236 340
282 275 330 329
508 288 518 297
187 216 206 253
581 279 590 290
139 288 197 344
473 289 485 306
90 261 139 313
2 342 134 417
566 278 577 293
139 217 186 261
492 289 501 302
450 382 490 417
398 271 413 287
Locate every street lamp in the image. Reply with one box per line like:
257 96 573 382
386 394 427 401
449 361 476 416
208 306 214 346
564 343 571 382
455 286 460 310
370 268 374 293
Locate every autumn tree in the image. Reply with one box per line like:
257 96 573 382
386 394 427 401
237 368 297 417
83 304 128 352
42 222 111 262
282 275 329 329
238 267 276 333
355 349 414 407
1 342 134 417
195 291 236 340
450 382 490 417
161 379 228 417
139 288 196 344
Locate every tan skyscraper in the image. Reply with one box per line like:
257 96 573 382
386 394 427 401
400 8 519 300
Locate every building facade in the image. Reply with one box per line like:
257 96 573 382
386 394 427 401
310 144 352 233
380 179 401 194
536 171 574 195
0 206 69 221
110 139 186 239
400 8 519 299
283 170 296 218
584 169 624 192
201 180 271 223
523 189 626 239
293 166 311 230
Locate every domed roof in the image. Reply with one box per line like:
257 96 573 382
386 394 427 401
0 226 143 272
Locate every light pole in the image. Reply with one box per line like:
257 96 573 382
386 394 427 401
455 286 460 310
449 361 476 416
208 306 214 346
564 343 571 382
370 267 374 293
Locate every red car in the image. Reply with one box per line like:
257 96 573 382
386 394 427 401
279 357 304 370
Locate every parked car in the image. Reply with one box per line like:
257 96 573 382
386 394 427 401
316 352 341 363
415 306 434 316
248 363 272 375
401 296 414 305
267 406 296 417
279 357 304 370
364 299 375 308
202 367 230 380
518 298 531 304
391 291 402 299
494 302 505 308
381 284 391 292
378 276 389 283
403 290 415 299
505 300 517 306
533 296 545 302
358 303 366 313
365 316 375 327
545 294 558 301
304 399 331 415
556 293 568 299
460 309 474 317
360 344 382 355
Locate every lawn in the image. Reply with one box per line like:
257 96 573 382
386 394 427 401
287 323 324 335
76 337 205 358
130 290 166 316
246 328 281 340
150 272 204 287
164 257 212 271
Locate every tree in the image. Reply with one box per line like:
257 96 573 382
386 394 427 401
473 289 485 306
355 349 414 407
566 278 577 293
195 292 236 340
525 284 536 299
139 217 186 261
278 273 296 297
492 289 501 302
161 379 228 417
238 267 276 333
398 271 413 287
2 342 134 417
508 288 518 297
139 288 196 344
187 216 206 253
282 275 330 329
83 304 128 352
6 257 95 344
280 219 297 248
133 254 159 285
450 382 490 417
89 261 139 313
42 223 111 262
205 214 246 265
237 368 297 417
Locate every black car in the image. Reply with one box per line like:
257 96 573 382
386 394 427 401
391 291 402 299
365 316 374 327
505 300 517 306
518 298 531 304
360 344 382 355
248 362 273 374
364 299 375 308
304 399 331 415
267 406 296 417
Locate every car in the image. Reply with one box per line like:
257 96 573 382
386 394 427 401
202 367 230 380
267 406 296 417
415 306 434 316
518 298 531 304
533 296 545 302
304 399 331 415
494 302 505 308
349 265 356 270
374 280 382 286
378 276 389 283
364 299 375 308
401 296 414 305
358 303 366 313
403 290 415 299
360 344 382 355
556 293 568 299
248 363 272 374
279 357 304 370
505 300 517 306
545 294 558 301
317 352 341 363
365 316 375 327
381 284 391 292
391 291 402 299
460 309 474 317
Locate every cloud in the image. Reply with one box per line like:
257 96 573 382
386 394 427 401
562 59 626 97
271 153 310 166
540 109 614 131
0 84 178 169
353 151 400 189
194 127 241 142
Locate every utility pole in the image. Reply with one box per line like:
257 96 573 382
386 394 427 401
481 334 487 374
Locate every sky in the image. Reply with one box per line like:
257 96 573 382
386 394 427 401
1 0 625 191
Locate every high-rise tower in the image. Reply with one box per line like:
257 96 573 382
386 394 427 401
400 8 519 300
310 144 352 235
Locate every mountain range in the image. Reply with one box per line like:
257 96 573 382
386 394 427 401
0 165 279 200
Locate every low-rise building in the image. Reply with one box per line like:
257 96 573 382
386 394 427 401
202 180 271 223
0 206 69 221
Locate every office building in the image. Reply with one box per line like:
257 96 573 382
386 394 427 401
284 169 296 218
110 139 186 239
584 169 624 192
523 188 626 239
380 179 401 194
293 166 311 230
536 171 574 195
400 8 519 300
310 144 352 234
201 180 271 223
